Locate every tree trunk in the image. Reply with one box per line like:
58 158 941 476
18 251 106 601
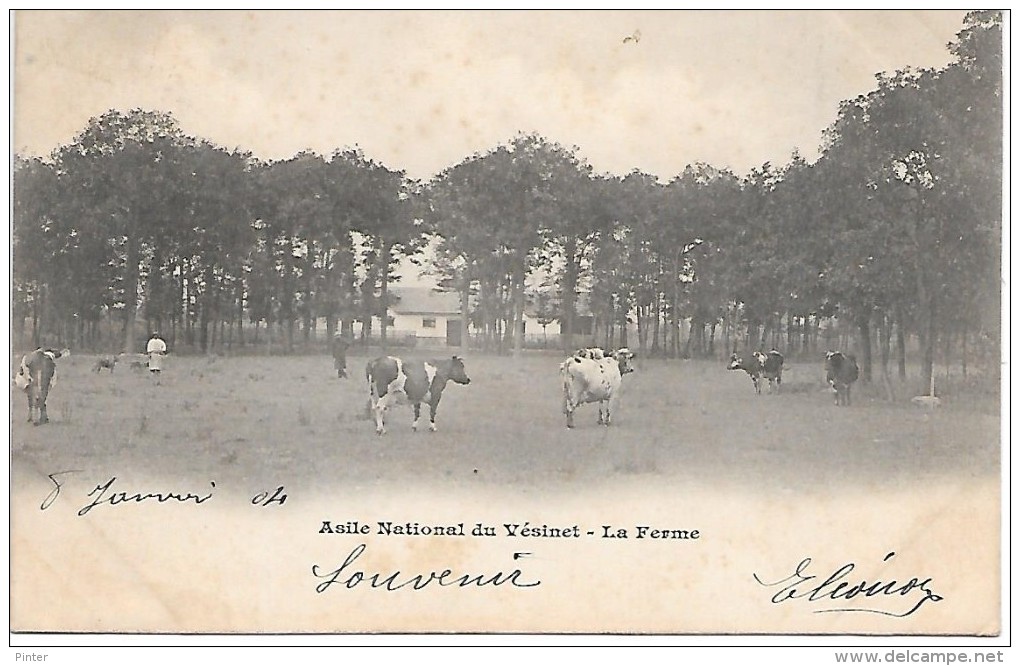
961 325 968 379
857 309 872 384
511 268 526 357
896 319 907 381
561 239 579 353
879 313 891 377
283 234 297 353
122 233 140 354
236 282 246 347
651 295 661 355
636 305 646 355
34 286 43 347
921 296 936 395
170 306 177 349
723 308 732 358
460 279 470 357
379 240 392 352
199 266 213 353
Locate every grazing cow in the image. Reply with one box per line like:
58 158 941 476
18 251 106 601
825 351 860 406
759 350 784 393
366 356 471 435
16 348 70 425
728 349 784 394
93 356 118 373
561 347 635 428
332 334 350 379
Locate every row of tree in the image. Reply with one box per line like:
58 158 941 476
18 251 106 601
12 12 1001 392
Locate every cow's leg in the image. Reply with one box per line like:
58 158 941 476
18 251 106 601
563 387 575 428
845 385 852 407
373 395 390 435
600 399 611 426
753 377 761 394
607 392 621 426
564 398 576 429
427 399 439 432
412 402 422 431
39 401 48 424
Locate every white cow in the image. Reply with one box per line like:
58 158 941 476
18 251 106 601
560 347 635 428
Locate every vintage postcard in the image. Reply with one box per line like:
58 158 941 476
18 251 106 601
9 9 1005 645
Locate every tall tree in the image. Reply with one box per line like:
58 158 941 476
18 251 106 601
54 109 194 353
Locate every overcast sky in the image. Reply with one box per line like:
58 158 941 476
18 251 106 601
13 10 969 181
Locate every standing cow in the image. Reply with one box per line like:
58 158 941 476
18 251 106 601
365 355 472 435
728 349 784 394
16 348 70 425
825 351 860 406
561 347 635 428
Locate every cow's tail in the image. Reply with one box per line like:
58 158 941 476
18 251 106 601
560 359 577 415
29 364 48 404
364 360 378 419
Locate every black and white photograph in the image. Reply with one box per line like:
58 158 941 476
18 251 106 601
8 9 1006 651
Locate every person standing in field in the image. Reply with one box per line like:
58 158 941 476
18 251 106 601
146 332 168 385
332 331 350 379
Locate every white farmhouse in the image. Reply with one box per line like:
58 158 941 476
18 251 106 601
387 286 464 347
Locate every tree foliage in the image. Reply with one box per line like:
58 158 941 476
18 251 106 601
13 13 1001 393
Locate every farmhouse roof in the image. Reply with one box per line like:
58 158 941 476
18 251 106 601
389 286 461 315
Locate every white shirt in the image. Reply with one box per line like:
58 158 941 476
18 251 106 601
146 338 167 354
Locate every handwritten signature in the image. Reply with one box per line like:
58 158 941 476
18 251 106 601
312 543 542 593
754 552 944 617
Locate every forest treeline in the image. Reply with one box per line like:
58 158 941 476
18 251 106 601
12 12 1001 391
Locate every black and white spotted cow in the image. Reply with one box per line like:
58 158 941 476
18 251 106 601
365 355 472 435
825 351 859 406
728 349 784 394
561 347 635 428
15 347 70 425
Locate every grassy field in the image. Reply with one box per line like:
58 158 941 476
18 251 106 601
9 350 1003 634
10 350 1000 496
